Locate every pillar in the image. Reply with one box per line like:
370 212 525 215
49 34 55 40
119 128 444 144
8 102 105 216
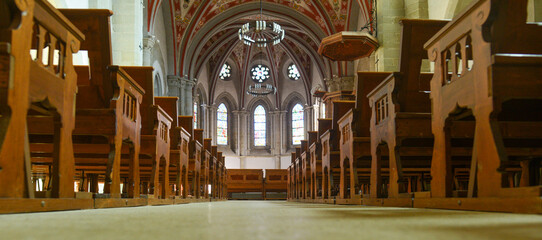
110 0 143 66
233 110 248 155
167 75 182 113
142 35 156 66
376 0 405 71
180 76 196 115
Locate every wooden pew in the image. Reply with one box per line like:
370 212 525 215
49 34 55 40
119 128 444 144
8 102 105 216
122 67 172 202
295 146 302 199
287 152 296 200
178 116 201 198
53 9 145 205
0 0 91 213
263 169 288 200
227 169 264 200
366 19 448 207
310 119 331 201
219 156 227 199
178 116 195 197
300 140 309 199
337 72 391 204
192 129 203 199
321 91 355 119
305 131 318 201
202 138 212 199
210 146 218 199
216 151 223 199
321 101 355 203
154 97 184 200
421 0 542 213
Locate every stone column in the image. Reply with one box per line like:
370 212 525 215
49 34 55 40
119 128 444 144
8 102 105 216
180 77 196 115
167 75 182 113
209 104 218 144
376 0 405 71
142 35 156 66
88 0 112 9
202 104 213 138
279 110 288 151
304 105 314 133
404 0 428 19
528 0 542 22
111 0 143 66
233 110 248 156
312 101 320 130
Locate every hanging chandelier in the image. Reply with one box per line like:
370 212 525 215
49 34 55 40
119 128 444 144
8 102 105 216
238 0 285 47
246 83 277 97
238 21 285 47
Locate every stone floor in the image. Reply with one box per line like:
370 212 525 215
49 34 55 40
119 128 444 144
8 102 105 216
1 201 541 240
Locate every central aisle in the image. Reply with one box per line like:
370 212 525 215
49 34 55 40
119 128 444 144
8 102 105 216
1 201 542 239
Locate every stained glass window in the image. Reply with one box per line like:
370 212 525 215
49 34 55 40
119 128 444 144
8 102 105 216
251 65 270 83
288 63 300 80
217 103 228 145
193 101 198 128
254 105 266 146
292 104 304 145
219 63 231 80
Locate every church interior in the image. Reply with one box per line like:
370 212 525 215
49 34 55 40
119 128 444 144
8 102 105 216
1 0 542 239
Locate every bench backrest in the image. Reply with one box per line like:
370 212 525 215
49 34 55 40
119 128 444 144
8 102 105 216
155 97 179 127
354 72 393 136
60 9 113 108
396 19 448 113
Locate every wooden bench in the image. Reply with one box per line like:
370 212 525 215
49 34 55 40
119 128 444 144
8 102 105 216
300 140 309 199
366 19 447 206
210 145 218 198
178 116 201 198
309 120 331 201
321 101 355 201
305 131 317 200
321 91 355 119
227 169 264 199
337 72 391 204
154 97 182 198
123 67 172 200
219 155 227 199
422 0 542 213
192 129 203 198
174 116 192 198
216 151 223 199
295 146 302 199
24 9 145 202
264 169 288 200
202 138 212 198
287 152 296 200
0 0 88 212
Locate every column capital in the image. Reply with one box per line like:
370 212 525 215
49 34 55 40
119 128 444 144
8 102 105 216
180 76 197 88
167 75 182 88
142 34 157 51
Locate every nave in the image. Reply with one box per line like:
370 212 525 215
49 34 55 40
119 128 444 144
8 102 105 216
1 201 542 240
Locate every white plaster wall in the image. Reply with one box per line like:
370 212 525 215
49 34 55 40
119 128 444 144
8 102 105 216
428 0 450 19
244 157 276 170
225 157 241 169
280 156 291 170
111 0 143 66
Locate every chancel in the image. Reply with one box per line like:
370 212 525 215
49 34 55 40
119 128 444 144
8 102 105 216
0 0 542 239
